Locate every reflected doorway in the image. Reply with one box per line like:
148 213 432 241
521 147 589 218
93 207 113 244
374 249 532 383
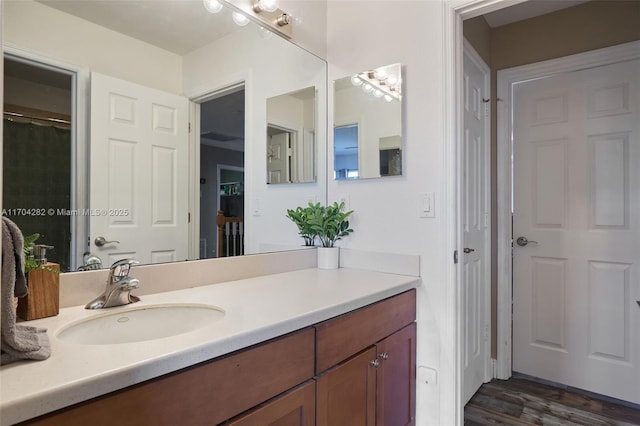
2 55 75 271
198 87 245 259
333 124 359 179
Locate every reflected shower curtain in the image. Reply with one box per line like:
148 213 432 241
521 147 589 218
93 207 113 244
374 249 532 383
2 120 72 271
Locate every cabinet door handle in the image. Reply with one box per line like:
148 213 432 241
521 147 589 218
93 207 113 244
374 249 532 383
379 352 389 360
370 359 380 367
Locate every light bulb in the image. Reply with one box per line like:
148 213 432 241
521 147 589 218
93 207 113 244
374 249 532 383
387 76 398 86
374 69 387 81
384 94 393 102
373 89 384 98
203 0 223 13
233 11 250 26
362 83 373 93
261 0 279 12
350 75 363 86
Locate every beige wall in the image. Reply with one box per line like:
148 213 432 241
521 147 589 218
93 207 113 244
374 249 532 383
465 0 640 360
463 16 491 67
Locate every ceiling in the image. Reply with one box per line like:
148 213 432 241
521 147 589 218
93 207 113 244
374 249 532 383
483 0 590 28
37 0 241 55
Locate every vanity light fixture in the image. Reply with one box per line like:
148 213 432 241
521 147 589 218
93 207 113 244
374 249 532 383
252 0 278 13
203 0 224 13
221 0 293 38
350 63 402 102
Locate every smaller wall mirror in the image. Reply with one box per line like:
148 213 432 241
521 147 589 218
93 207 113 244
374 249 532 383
266 86 317 184
333 63 402 180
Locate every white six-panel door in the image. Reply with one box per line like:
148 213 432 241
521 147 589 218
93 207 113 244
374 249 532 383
462 41 491 405
90 73 189 266
512 59 640 403
267 132 290 184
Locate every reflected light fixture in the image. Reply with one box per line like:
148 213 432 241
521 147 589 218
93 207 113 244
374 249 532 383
203 0 223 13
350 63 402 102
232 11 250 26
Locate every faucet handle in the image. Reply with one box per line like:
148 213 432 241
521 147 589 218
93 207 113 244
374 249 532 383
109 258 140 280
117 276 139 291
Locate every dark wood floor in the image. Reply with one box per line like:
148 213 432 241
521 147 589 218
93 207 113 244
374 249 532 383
464 376 640 425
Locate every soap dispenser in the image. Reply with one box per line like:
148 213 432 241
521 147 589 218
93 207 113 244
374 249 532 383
17 244 60 320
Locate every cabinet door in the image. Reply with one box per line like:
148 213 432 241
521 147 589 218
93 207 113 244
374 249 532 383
316 347 377 426
376 323 416 426
226 381 315 426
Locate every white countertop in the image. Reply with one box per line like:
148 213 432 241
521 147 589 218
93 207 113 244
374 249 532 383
0 267 419 425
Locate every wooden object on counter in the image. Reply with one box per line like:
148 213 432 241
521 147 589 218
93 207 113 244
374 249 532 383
17 263 60 321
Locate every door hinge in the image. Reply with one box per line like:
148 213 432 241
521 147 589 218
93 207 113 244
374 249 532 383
188 212 191 223
188 122 191 133
453 250 458 264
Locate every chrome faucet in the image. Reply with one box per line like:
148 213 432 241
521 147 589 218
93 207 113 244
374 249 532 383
85 259 141 309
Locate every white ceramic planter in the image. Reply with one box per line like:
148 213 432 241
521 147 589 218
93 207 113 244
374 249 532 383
317 247 339 269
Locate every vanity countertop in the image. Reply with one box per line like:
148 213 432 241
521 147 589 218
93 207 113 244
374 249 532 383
0 267 419 425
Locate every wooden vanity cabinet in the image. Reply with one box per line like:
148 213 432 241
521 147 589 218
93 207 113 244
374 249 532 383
224 380 316 426
21 328 315 426
18 289 416 426
315 290 417 426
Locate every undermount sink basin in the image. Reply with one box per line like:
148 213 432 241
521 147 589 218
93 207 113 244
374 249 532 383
57 304 225 345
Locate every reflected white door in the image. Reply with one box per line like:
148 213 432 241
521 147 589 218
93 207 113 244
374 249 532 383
462 41 491 405
90 72 189 266
513 59 640 403
267 132 290 184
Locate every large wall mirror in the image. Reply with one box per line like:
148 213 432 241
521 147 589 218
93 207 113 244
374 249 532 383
2 0 327 272
333 63 402 180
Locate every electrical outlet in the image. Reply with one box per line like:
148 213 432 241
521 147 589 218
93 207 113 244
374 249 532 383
418 366 438 386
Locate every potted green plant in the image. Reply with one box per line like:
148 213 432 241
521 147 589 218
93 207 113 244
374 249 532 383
286 202 322 246
308 201 354 269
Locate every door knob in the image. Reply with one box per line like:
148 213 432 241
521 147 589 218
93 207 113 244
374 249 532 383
463 248 475 254
95 236 120 247
516 236 538 247
379 352 389 360
370 359 380 367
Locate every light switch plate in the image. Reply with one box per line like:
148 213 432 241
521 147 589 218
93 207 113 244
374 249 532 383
419 192 435 218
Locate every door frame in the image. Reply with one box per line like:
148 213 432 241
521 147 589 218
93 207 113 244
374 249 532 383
187 77 247 260
495 40 640 379
3 43 90 271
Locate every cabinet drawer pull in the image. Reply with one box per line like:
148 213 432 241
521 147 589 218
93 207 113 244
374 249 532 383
379 352 389 360
370 359 380 367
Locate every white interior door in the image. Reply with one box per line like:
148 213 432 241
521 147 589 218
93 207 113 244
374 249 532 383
512 58 640 403
90 72 189 266
267 132 290 184
462 41 491 405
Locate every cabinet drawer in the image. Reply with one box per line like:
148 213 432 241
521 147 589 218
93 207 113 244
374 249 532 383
225 380 315 426
315 289 416 373
22 328 315 426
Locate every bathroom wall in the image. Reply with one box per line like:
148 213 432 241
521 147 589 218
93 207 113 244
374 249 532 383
327 2 447 424
182 27 328 254
3 0 182 94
